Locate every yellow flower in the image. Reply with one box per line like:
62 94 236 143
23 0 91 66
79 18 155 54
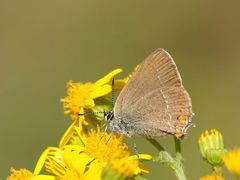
7 168 34 180
34 146 102 179
59 67 138 148
35 127 151 179
61 68 122 125
7 168 55 180
84 129 129 161
200 174 224 180
62 148 102 180
79 128 152 178
36 63 151 179
223 148 240 177
198 129 226 168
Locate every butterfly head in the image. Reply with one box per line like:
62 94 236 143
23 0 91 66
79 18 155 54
104 111 114 121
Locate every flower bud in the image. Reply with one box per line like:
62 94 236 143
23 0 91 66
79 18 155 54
198 129 226 168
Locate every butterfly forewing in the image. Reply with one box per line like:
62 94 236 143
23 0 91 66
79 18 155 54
113 48 193 138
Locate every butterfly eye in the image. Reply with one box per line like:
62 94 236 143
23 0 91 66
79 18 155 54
104 111 114 121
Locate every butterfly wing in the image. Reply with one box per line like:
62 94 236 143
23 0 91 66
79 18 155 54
113 48 193 138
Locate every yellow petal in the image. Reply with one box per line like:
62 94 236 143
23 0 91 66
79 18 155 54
74 126 87 145
129 154 152 161
83 160 102 180
223 148 240 177
63 148 93 175
45 156 65 177
114 64 139 92
64 145 85 151
95 69 122 87
137 164 150 174
59 119 79 149
90 84 112 99
34 147 60 175
114 79 128 92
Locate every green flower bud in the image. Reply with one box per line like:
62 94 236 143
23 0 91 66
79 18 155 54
198 129 226 168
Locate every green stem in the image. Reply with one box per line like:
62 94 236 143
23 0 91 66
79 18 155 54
173 137 186 180
173 165 187 180
174 137 181 153
146 138 187 180
212 166 222 176
146 138 165 151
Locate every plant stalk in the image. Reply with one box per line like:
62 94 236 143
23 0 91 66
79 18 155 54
146 138 187 180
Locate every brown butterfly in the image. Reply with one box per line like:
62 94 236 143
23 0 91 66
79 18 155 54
108 48 194 139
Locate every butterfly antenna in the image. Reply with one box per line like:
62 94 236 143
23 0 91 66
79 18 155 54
78 111 105 120
111 77 115 109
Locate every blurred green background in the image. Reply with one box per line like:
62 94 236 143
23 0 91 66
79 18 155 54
1 0 240 179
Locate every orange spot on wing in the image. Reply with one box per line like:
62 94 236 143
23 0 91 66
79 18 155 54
175 109 188 138
175 128 183 138
178 115 187 123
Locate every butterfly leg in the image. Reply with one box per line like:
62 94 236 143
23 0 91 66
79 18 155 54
133 137 139 157
100 124 109 140
106 130 114 144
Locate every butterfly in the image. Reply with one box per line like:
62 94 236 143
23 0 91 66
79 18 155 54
106 48 194 139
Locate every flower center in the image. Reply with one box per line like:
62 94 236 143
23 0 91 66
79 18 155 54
85 129 130 162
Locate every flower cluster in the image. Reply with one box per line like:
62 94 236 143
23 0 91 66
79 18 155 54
32 128 151 180
7 68 151 180
7 64 240 180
